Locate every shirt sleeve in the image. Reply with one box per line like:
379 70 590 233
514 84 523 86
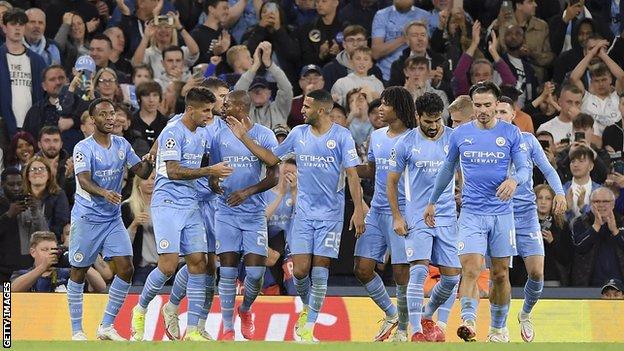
429 130 460 204
274 127 297 159
73 143 92 175
262 129 279 151
209 132 222 165
367 134 376 163
509 126 530 185
529 134 564 195
341 131 360 169
371 11 386 39
159 127 183 162
124 139 141 169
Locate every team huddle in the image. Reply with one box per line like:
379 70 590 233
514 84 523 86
64 78 566 343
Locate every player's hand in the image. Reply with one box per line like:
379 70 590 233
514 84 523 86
142 152 155 165
392 215 408 236
227 189 251 207
350 208 365 237
552 194 567 216
207 161 234 178
423 203 436 228
225 116 248 139
496 178 518 201
103 190 122 205
541 229 554 244
209 176 224 195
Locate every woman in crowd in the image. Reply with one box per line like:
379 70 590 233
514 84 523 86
22 156 70 242
55 12 90 74
93 68 123 104
4 132 37 171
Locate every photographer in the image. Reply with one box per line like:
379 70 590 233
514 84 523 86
0 167 48 282
10 231 105 292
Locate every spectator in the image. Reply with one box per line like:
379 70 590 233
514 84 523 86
331 47 384 107
340 0 388 36
489 0 554 83
132 12 199 81
0 167 48 282
0 1 11 42
571 187 624 286
371 0 433 81
263 158 298 295
563 145 601 220
234 42 293 129
602 93 624 155
22 156 70 241
114 0 175 54
89 34 130 83
548 0 613 56
113 103 132 137
552 18 596 85
388 21 452 97
368 98 385 130
451 21 517 96
499 24 538 108
401 56 449 121
272 124 290 144
537 83 583 144
191 0 232 65
431 4 474 70
330 101 348 127
495 95 533 133
569 41 624 145
221 45 252 88
10 231 106 292
345 88 373 147
298 0 343 67
23 65 89 154
79 111 95 138
36 125 75 196
23 8 61 66
103 26 133 76
282 0 317 28
129 81 167 149
601 278 624 299
0 9 46 137
499 85 534 132
54 12 90 75
92 67 122 103
122 171 157 285
225 0 259 43
323 25 380 92
4 132 36 171
242 1 301 83
524 81 559 130
289 64 325 128
161 80 185 117
535 184 574 286
448 94 474 127
120 64 154 110
155 46 190 91
45 0 100 41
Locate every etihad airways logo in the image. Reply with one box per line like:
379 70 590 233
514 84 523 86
298 154 335 168
462 150 506 164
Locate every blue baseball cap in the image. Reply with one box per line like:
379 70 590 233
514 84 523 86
74 55 96 74
299 64 322 78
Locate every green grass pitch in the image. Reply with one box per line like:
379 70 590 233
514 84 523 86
7 341 624 351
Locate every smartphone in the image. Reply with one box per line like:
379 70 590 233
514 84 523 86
539 139 550 149
155 15 173 26
193 64 207 78
265 2 278 13
560 138 570 145
574 131 585 141
614 160 624 175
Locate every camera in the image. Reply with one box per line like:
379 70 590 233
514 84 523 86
613 160 624 175
52 245 71 268
574 131 585 142
154 15 174 26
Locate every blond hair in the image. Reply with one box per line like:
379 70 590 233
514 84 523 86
29 231 57 249
448 95 474 115
226 45 249 69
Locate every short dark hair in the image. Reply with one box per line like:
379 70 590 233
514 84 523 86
162 45 184 61
573 113 594 129
39 126 61 141
186 87 216 106
559 83 583 98
589 63 611 79
204 0 228 14
89 97 115 117
498 95 515 107
511 0 526 10
1 167 21 183
42 64 66 81
536 130 554 141
569 145 595 163
381 86 416 129
415 92 444 118
331 102 346 116
307 89 334 111
368 98 381 115
499 85 522 103
132 64 154 80
404 55 429 69
469 81 501 99
136 81 163 102
201 77 229 91
90 33 113 49
3 8 28 26
343 24 367 39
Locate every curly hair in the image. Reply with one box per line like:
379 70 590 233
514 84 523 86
415 92 444 118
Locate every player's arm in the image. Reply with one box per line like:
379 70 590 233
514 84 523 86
356 161 375 179
77 172 122 205
165 160 232 180
386 171 407 235
129 158 153 179
531 136 566 214
225 116 281 166
346 167 365 236
227 165 279 206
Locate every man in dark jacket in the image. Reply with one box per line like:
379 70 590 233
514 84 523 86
23 65 89 154
548 0 612 56
36 126 75 203
0 8 46 137
298 0 343 67
321 24 383 91
571 187 624 286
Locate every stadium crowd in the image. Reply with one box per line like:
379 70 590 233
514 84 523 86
0 0 622 301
